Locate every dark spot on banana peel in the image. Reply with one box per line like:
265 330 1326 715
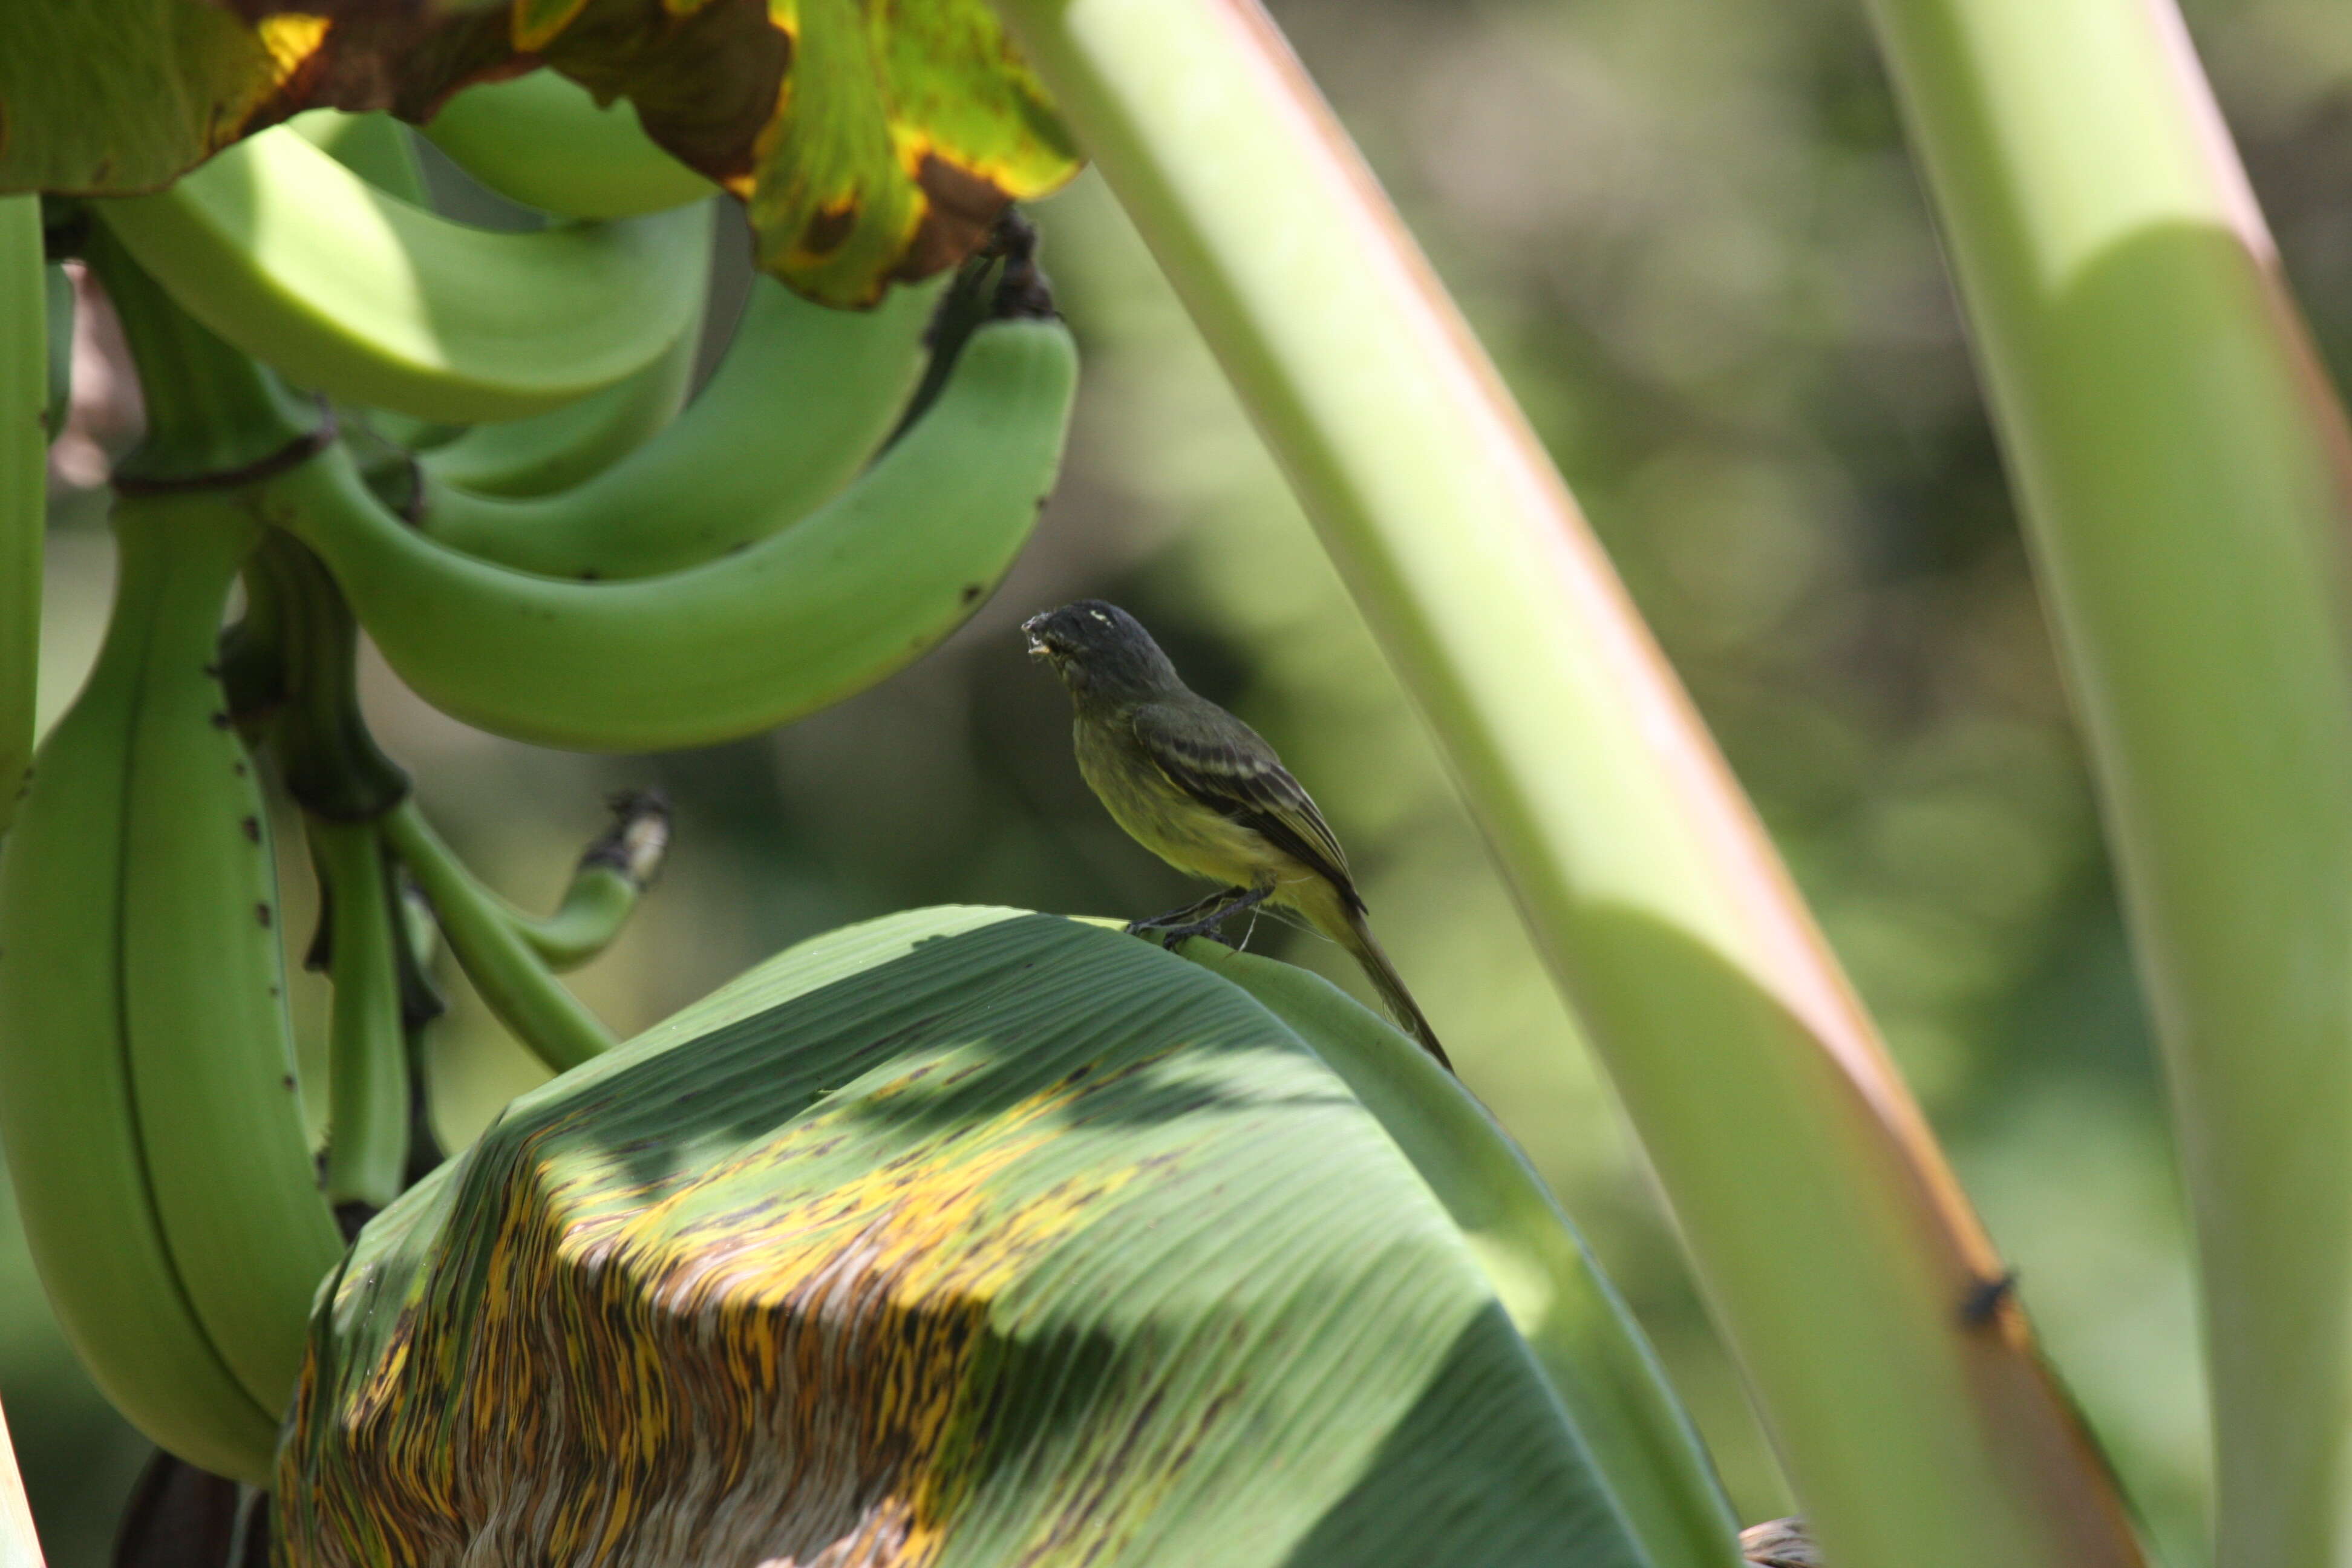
580 569 600 582
210 711 232 729
233 761 247 776
962 584 982 603
283 1075 296 1093
241 816 261 843
256 902 273 929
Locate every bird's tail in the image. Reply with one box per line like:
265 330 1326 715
1304 886 1451 1073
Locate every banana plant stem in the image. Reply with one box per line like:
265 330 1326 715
0 198 41 837
984 1 2143 1563
380 798 616 1073
1859 1 2352 1562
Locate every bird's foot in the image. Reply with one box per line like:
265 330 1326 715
1126 887 1246 939
1150 885 1272 950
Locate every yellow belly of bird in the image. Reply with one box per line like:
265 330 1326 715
1074 721 1318 896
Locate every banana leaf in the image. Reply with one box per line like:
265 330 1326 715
276 907 1736 1567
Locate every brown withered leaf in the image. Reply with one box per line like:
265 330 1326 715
3 0 1078 303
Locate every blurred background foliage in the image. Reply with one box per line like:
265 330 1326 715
16 0 2352 1560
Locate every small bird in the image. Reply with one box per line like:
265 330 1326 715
1024 600 1450 1071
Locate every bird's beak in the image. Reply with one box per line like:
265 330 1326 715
1021 613 1056 661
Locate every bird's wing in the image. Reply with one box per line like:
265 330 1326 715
1130 701 1361 905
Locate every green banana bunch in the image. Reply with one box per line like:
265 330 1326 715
0 492 343 1486
281 108 716 499
414 272 938 576
95 125 714 423
277 307 1078 752
421 71 719 221
413 284 708 499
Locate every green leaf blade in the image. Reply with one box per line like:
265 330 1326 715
281 910 1702 1566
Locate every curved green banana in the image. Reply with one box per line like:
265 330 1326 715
414 273 938 576
421 71 720 221
278 313 1076 751
0 498 322 1484
416 221 713 499
382 800 616 1073
309 817 411 1214
114 494 345 1425
1 197 42 832
287 110 430 207
95 126 713 423
517 790 671 970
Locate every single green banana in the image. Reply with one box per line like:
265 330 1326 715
416 218 714 499
286 110 430 207
1 197 41 831
382 800 616 1073
278 312 1076 752
308 817 411 1215
516 790 671 970
421 71 720 221
114 493 345 1426
0 498 322 1485
95 126 713 423
414 272 938 575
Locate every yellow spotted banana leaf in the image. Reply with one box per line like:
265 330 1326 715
277 908 1739 1567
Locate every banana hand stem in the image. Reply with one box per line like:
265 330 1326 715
306 817 410 1213
382 800 616 1073
520 790 670 970
244 531 410 821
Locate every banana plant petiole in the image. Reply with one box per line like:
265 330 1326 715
982 0 2145 1562
1861 1 2352 1562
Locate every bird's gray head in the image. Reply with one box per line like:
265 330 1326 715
1022 601 1182 704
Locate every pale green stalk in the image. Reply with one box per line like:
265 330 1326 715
985 1 2143 1562
0 196 43 834
381 799 616 1073
1860 3 2352 1563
